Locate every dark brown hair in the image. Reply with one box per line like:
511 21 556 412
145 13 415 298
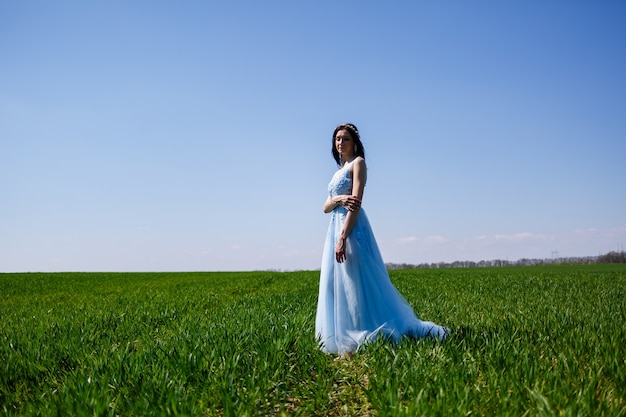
331 123 365 166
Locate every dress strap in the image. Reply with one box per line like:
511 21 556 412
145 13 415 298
345 158 358 177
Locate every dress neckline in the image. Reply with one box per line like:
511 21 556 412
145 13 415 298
341 157 358 169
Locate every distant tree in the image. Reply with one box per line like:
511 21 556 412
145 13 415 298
384 251 623 270
597 251 626 264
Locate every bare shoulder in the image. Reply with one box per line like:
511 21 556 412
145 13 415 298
351 157 367 181
353 157 366 170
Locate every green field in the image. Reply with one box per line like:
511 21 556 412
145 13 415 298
1 265 625 416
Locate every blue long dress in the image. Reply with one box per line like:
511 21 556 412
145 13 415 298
315 159 448 355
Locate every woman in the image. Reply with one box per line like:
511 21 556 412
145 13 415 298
315 123 448 355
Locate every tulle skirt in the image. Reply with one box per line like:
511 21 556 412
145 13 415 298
315 207 447 354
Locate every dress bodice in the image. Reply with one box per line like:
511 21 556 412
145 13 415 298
328 167 351 197
328 160 358 197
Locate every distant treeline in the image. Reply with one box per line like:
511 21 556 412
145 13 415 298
386 250 626 270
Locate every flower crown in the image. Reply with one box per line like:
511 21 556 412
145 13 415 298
338 123 359 139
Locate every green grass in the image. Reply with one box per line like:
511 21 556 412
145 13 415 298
1 265 625 416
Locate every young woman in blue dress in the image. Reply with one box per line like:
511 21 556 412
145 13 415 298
315 123 448 355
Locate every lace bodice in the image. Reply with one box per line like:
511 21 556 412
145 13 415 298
328 164 353 197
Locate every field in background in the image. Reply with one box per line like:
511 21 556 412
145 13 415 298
1 266 625 416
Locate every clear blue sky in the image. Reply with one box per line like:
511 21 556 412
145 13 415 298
2 1 625 272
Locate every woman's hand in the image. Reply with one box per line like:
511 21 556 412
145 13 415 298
338 195 361 212
323 195 361 213
335 237 347 263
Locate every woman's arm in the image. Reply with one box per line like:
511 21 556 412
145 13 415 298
335 158 366 263
323 194 361 213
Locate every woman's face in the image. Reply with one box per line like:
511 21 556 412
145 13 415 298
335 129 355 157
